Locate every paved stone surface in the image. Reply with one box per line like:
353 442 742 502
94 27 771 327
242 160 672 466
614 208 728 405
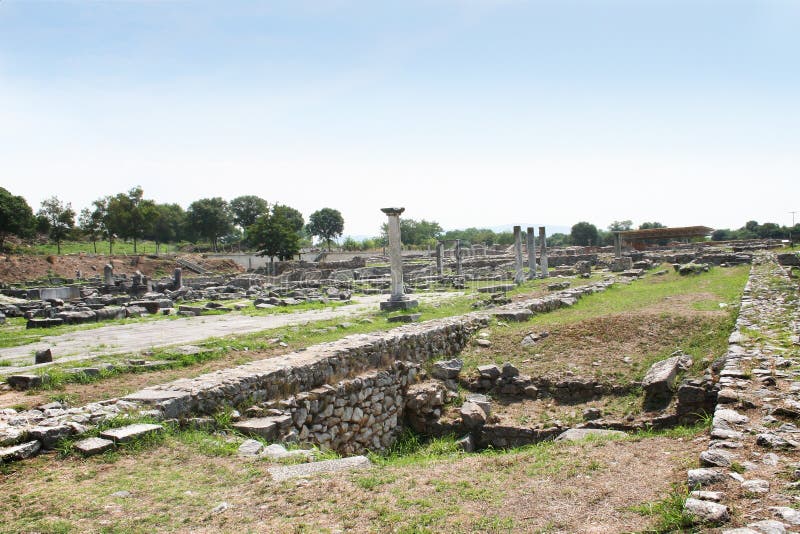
0 293 461 374
267 455 372 481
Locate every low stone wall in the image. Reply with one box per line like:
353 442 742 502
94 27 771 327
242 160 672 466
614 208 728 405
125 314 490 419
286 362 418 455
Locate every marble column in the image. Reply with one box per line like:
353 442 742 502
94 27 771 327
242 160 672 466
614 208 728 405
435 242 444 276
455 239 463 276
513 226 524 284
173 267 183 289
380 207 418 311
526 226 537 280
104 264 114 286
538 226 549 278
614 232 622 258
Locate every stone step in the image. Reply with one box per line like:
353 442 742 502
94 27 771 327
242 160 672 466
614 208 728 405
100 423 163 444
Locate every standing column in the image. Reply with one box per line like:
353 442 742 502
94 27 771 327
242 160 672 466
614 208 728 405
526 227 537 280
513 226 524 284
455 239 463 276
435 242 444 276
380 207 418 311
173 267 183 289
614 232 622 258
538 226 549 278
104 264 114 286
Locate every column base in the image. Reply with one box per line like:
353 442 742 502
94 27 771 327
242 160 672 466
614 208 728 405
380 297 419 311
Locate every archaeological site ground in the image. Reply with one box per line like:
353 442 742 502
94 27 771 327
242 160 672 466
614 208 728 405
1 233 800 533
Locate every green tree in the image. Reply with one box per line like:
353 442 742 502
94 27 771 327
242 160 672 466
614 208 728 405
186 197 233 252
230 195 269 229
148 203 186 254
381 218 443 247
105 186 156 253
608 220 633 232
249 208 300 263
638 222 666 230
570 221 599 246
37 196 75 254
0 187 35 251
307 208 344 251
272 204 305 234
78 206 104 254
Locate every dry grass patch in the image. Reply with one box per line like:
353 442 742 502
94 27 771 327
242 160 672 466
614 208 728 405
0 431 705 533
462 311 730 383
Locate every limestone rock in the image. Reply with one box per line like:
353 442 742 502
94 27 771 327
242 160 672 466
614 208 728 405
237 439 264 457
642 356 681 409
700 449 733 468
431 358 463 380
460 402 488 429
268 455 371 481
688 468 726 487
684 497 730 524
741 479 770 494
0 440 41 462
74 437 114 456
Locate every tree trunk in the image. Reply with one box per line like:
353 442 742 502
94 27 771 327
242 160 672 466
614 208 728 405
92 239 97 254
133 237 138 253
57 239 61 255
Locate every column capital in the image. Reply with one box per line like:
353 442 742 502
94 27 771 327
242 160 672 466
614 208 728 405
381 207 405 216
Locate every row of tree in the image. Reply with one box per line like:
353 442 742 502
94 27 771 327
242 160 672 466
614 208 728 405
0 187 345 258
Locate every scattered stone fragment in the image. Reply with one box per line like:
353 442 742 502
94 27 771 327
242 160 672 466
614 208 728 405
237 439 264 457
747 519 787 533
100 423 163 444
770 507 800 526
211 502 229 514
34 349 53 364
684 497 729 524
6 375 43 390
642 356 681 409
700 449 733 468
756 433 799 449
431 358 463 380
73 437 114 456
690 490 724 502
0 440 41 462
110 490 132 498
268 455 372 481
688 468 726 487
741 479 770 494
460 402 488 429
232 418 280 441
456 434 475 453
261 443 314 461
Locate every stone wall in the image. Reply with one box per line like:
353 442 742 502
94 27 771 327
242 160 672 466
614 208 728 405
125 314 490 419
286 362 418 455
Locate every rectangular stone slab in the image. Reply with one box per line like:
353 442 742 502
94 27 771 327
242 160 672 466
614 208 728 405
268 455 372 481
232 418 279 441
74 437 115 456
100 423 163 444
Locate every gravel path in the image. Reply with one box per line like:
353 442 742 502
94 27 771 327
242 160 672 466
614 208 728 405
0 293 460 374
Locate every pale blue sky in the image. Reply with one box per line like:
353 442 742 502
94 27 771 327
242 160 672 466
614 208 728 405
2 0 798 236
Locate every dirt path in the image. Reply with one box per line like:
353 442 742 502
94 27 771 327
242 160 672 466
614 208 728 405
0 293 460 374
